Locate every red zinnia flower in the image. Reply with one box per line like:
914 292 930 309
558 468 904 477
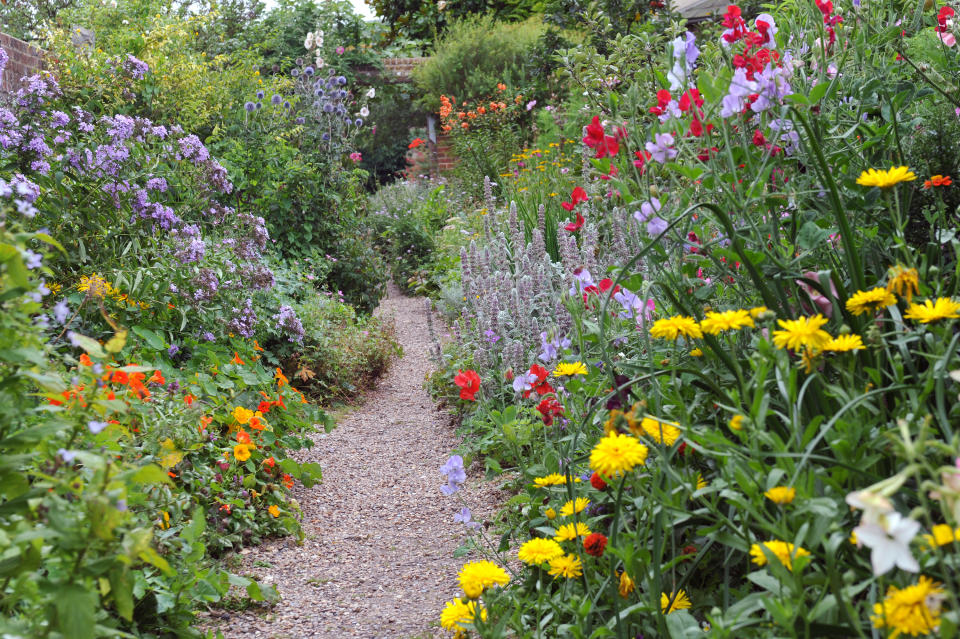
583 532 608 557
453 369 481 401
590 472 608 491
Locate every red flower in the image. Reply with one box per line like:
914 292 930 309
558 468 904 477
633 150 651 173
258 401 272 413
408 137 425 148
564 212 585 233
590 472 608 491
536 397 565 426
561 186 589 211
149 370 166 385
599 164 619 181
752 130 766 146
649 89 672 116
583 532 608 557
582 116 620 158
453 369 481 401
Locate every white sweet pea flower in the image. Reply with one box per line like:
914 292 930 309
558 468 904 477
366 87 376 99
359 106 369 117
304 32 315 50
315 56 325 69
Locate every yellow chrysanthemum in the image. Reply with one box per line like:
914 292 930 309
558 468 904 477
457 560 510 599
728 414 745 431
661 590 692 614
823 334 865 352
618 571 635 597
690 348 703 357
534 473 567 487
233 444 251 462
559 497 591 517
772 314 831 351
700 309 755 335
553 361 588 377
649 315 703 340
232 406 254 425
871 576 945 639
590 432 649 477
518 538 564 565
749 540 811 571
856 166 917 188
440 598 486 631
547 553 583 579
923 524 960 548
544 507 557 520
554 522 591 542
845 287 897 316
887 264 920 302
904 297 960 324
634 416 681 446
850 530 858 545
749 306 770 318
764 486 796 505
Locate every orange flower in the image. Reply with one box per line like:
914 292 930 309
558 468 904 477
461 122 469 130
498 102 506 110
106 391 116 401
199 415 213 433
478 106 486 114
263 456 276 468
249 412 267 430
268 505 280 517
111 370 129 385
184 394 196 405
79 353 93 366
219 503 231 514
282 473 294 489
231 352 245 365
497 82 506 91
252 340 264 352
149 370 165 385
924 175 953 188
167 302 175 309
236 430 253 445
275 368 289 387
457 111 466 119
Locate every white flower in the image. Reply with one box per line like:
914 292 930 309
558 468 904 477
316 56 325 69
853 511 920 576
846 489 893 526
359 106 369 117
304 31 315 50
366 87 376 99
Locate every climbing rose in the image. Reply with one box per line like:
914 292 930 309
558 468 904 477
454 369 481 401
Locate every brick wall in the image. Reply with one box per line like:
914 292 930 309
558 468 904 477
0 32 45 93
381 57 429 83
435 133 457 174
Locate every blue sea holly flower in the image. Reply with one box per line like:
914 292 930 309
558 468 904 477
355 118 363 126
296 117 305 124
323 103 334 113
321 132 330 141
255 102 262 110
271 94 282 105
284 101 291 109
291 68 299 77
244 101 256 112
304 66 314 76
337 75 347 85
256 90 264 99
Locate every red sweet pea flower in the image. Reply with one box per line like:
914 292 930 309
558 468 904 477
536 397 565 425
583 532 608 557
649 89 672 116
561 186 588 211
599 164 619 181
590 472 608 491
564 212 585 233
752 130 766 146
454 369 481 401
937 6 955 32
582 116 620 158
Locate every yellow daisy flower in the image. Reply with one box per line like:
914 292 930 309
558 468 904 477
534 473 567 487
700 309 755 335
559 497 590 517
518 538 564 565
749 540 811 571
661 589 692 614
440 598 486 631
618 571 635 597
634 416 681 446
887 264 919 302
457 560 510 599
590 432 649 477
649 315 703 340
547 553 583 579
553 522 591 542
823 334 865 352
764 486 796 505
553 362 588 377
771 315 831 351
871 576 945 639
856 166 917 188
728 414 745 431
922 524 960 548
904 297 960 323
845 287 897 316
749 306 770 318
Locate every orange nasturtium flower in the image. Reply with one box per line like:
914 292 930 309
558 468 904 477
79 353 93 366
149 370 165 385
252 340 265 352
231 351 245 365
184 394 196 405
924 175 952 188
268 505 281 517
199 415 213 433
236 430 253 445
275 368 289 387
233 406 254 424
233 444 251 462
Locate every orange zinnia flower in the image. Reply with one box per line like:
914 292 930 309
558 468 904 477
924 175 952 188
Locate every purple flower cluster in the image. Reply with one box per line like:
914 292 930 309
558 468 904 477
123 54 149 79
273 305 305 343
227 298 258 338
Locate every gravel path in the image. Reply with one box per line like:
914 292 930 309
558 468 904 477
211 284 498 639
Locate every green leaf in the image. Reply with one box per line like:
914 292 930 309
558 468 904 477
809 81 830 104
129 464 174 486
109 567 135 621
67 333 106 359
54 584 97 639
798 221 832 250
131 325 165 350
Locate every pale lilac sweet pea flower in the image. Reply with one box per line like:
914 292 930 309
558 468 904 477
633 197 661 224
513 370 538 393
645 133 677 163
646 217 669 236
440 455 466 495
454 506 481 529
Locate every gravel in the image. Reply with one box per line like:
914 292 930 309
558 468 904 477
207 284 501 638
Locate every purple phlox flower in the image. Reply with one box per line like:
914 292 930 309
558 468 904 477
124 54 149 79
440 455 466 495
273 305 305 344
646 216 669 237
227 298 258 338
0 47 7 77
201 331 216 342
633 197 661 224
645 133 677 163
88 420 108 434
53 299 70 324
